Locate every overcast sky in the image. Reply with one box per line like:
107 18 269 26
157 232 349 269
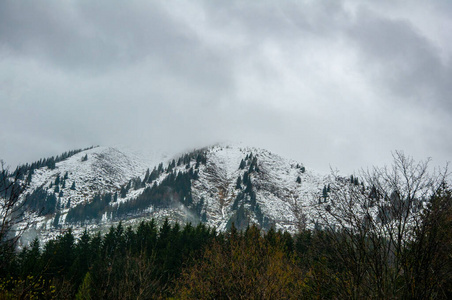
0 0 451 174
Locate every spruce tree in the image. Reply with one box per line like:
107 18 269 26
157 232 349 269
236 176 242 189
239 159 246 170
322 185 328 201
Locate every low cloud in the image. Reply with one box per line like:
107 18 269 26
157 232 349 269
0 0 450 174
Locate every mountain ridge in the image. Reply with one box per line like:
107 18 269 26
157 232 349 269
14 144 329 245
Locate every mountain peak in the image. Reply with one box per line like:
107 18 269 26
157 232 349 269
18 144 329 244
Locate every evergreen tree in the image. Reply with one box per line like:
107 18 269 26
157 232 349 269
19 238 41 277
48 158 56 169
143 168 150 183
236 176 242 189
322 185 328 201
55 174 61 186
239 159 246 170
149 167 159 182
120 185 128 198
26 170 33 183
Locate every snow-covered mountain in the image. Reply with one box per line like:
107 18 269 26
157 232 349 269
16 144 331 244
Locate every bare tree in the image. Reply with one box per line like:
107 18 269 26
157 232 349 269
0 161 29 271
314 151 450 298
289 195 307 232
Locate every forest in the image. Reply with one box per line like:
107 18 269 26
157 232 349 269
1 153 452 299
0 184 451 299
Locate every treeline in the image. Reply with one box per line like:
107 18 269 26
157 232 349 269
24 172 72 218
3 151 452 298
12 146 95 181
0 219 216 299
2 185 451 300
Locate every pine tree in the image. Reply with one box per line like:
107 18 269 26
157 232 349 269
143 168 150 183
236 176 242 189
239 159 246 170
48 158 56 169
26 170 33 183
322 185 328 201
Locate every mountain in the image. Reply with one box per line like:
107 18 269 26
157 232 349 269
15 144 330 244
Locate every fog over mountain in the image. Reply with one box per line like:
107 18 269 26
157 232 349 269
1 0 451 174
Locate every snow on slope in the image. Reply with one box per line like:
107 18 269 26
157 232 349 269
251 148 329 231
19 145 174 244
191 145 249 228
19 143 332 245
27 147 150 208
188 144 329 232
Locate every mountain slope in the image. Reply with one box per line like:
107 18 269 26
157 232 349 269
17 144 329 243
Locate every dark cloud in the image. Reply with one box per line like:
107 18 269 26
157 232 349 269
347 7 452 109
0 0 450 174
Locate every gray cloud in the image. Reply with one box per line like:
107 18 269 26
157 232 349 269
0 0 451 174
347 7 452 109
